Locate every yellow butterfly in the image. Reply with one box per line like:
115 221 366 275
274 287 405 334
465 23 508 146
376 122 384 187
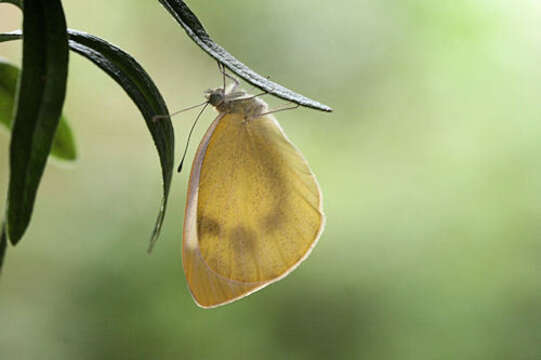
182 77 324 308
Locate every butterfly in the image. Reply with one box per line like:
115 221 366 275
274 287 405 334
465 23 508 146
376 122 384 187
181 72 324 308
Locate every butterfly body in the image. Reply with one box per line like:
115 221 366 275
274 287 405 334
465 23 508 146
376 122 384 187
183 86 324 308
205 87 267 120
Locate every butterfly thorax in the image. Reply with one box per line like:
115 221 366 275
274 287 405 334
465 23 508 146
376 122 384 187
206 88 268 120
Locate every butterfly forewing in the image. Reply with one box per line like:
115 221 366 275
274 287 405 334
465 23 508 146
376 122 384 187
183 112 323 308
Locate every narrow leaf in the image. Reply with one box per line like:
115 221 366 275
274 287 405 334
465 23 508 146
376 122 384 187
0 59 17 126
7 0 69 244
0 59 77 160
0 31 21 42
158 0 332 112
0 30 175 251
67 30 174 252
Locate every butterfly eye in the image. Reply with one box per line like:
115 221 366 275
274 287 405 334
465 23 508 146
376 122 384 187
208 92 223 106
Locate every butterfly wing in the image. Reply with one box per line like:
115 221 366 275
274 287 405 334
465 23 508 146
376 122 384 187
183 112 324 308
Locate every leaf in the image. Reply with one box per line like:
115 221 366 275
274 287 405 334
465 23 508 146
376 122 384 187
0 31 22 42
6 0 69 244
67 30 175 252
1 30 175 252
0 60 17 126
0 0 22 9
157 0 333 112
0 59 77 160
50 116 76 161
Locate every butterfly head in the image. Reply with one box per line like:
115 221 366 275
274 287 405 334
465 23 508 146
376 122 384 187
204 88 226 107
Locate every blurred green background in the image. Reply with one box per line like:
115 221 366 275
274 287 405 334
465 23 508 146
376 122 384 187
2 0 541 359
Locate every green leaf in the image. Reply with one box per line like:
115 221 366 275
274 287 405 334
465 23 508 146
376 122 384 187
6 0 69 244
158 0 332 112
1 30 175 252
0 31 22 42
50 116 76 160
0 0 22 9
0 60 17 126
0 59 77 161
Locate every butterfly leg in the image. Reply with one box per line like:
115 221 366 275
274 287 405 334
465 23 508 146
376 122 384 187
259 103 300 117
242 91 269 100
216 61 240 92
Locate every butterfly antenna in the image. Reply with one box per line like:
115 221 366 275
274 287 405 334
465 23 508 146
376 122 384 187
152 101 208 123
177 102 210 173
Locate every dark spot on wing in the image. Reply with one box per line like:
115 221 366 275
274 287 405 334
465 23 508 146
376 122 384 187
262 203 287 233
197 215 221 245
229 225 261 281
229 226 257 253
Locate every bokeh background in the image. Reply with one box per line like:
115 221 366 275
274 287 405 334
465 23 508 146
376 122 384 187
2 0 541 358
